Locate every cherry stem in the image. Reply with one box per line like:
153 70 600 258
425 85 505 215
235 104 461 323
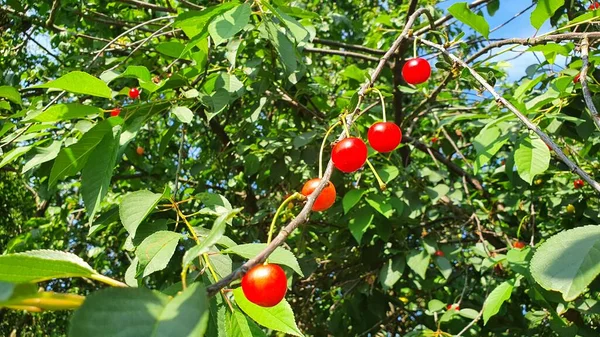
319 121 341 178
340 112 351 138
413 36 418 59
266 193 304 262
370 87 387 122
366 159 387 191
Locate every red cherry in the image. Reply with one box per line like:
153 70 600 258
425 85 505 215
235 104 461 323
574 179 585 189
402 57 431 85
301 178 336 211
447 304 459 311
431 137 439 144
589 2 600 10
136 146 144 156
129 87 140 99
434 250 444 257
241 264 287 307
513 241 526 249
368 122 402 153
110 108 121 117
331 137 368 173
574 73 581 83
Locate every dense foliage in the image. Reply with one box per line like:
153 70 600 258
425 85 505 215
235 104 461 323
1 0 600 336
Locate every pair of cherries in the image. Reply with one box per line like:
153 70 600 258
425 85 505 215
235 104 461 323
300 122 403 212
108 87 141 117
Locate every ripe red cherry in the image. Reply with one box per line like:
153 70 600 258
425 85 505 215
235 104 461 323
574 179 584 189
431 137 439 144
589 2 600 10
129 87 140 99
574 73 581 83
301 178 336 211
110 107 121 117
241 264 287 307
368 122 402 153
434 250 444 257
136 146 144 156
402 57 431 85
513 241 526 249
331 137 368 173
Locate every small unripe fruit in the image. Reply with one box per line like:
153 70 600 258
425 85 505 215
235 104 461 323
136 146 144 156
534 179 543 185
566 204 575 213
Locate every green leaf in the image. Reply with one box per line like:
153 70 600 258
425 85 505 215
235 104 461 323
31 71 112 98
448 2 490 38
233 288 303 337
0 250 96 283
0 144 34 169
81 125 121 219
459 308 480 319
379 165 400 183
226 310 267 337
0 282 37 302
119 189 167 238
428 299 446 312
483 280 515 324
425 184 450 203
208 3 252 45
264 21 299 82
183 210 239 267
473 126 509 174
379 256 405 290
171 106 194 124
530 225 600 301
156 42 188 59
435 256 452 280
342 189 366 214
348 210 373 244
365 195 393 218
174 3 238 38
0 101 10 110
406 249 430 279
120 65 152 82
530 0 565 29
514 135 550 184
136 231 183 277
487 0 500 16
69 283 209 337
224 243 303 277
528 44 570 64
0 86 22 105
49 117 122 187
260 2 308 43
22 140 62 173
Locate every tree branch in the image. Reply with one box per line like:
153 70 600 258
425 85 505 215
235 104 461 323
206 8 434 297
117 0 177 13
419 37 600 194
303 46 380 62
45 0 60 27
312 38 385 55
579 36 600 131
265 88 326 120
405 136 487 196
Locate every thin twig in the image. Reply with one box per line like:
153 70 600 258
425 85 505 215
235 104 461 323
455 308 484 337
579 36 600 130
304 46 380 62
45 0 60 27
312 38 386 55
420 37 600 194
117 0 177 13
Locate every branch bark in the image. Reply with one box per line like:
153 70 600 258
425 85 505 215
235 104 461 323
303 46 380 62
419 37 600 194
579 36 600 131
312 38 385 55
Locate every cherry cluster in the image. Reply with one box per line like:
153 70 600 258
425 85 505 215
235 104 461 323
241 57 432 308
108 87 141 117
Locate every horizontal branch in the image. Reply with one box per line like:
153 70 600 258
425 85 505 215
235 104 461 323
312 38 386 55
303 46 380 62
117 0 177 13
419 37 600 194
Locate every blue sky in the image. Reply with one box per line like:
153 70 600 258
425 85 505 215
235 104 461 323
436 0 565 80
